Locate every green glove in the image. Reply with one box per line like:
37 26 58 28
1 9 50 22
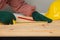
0 11 16 25
32 11 52 23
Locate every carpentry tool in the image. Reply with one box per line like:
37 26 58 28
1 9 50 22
0 11 16 25
45 0 60 20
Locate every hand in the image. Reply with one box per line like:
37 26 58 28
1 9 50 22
0 0 6 10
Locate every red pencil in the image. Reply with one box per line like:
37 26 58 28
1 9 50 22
18 16 34 21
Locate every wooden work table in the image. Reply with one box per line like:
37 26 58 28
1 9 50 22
0 14 60 37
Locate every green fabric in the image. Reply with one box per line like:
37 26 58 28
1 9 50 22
32 11 52 23
0 11 16 25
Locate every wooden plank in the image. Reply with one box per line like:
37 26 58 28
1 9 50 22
0 20 60 36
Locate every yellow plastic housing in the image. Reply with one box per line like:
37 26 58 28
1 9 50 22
45 0 60 20
13 20 16 24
